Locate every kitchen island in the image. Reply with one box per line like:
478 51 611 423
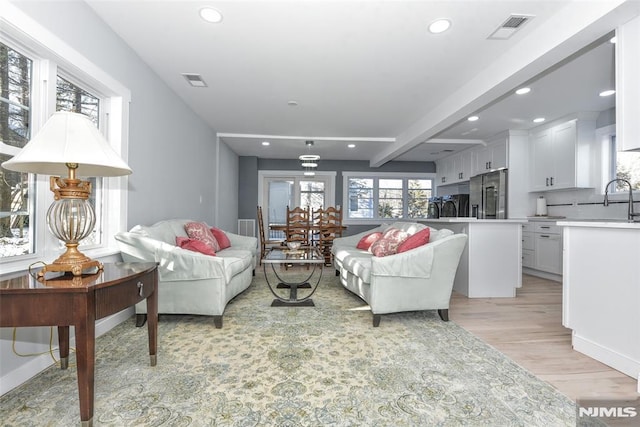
558 220 640 390
421 218 525 298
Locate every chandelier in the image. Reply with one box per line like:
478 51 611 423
299 140 320 176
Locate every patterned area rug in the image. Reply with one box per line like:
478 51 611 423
1 269 579 426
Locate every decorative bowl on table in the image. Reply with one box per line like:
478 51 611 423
287 242 301 250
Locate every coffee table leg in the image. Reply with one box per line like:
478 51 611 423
57 326 69 369
75 298 96 427
146 273 158 366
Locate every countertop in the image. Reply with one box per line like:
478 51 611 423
557 219 640 229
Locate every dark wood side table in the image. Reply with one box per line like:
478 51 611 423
0 262 158 427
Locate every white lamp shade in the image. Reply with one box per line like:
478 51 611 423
1 111 132 177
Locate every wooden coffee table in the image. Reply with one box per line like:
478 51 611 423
262 246 324 307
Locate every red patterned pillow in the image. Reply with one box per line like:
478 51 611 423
370 228 410 257
356 231 383 250
176 237 216 256
210 227 231 250
184 222 221 252
397 228 431 253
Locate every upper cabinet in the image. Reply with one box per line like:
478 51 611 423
529 118 596 192
436 150 472 185
616 15 640 152
471 138 507 176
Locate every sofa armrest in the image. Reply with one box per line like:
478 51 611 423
115 231 162 262
154 242 227 281
226 232 258 251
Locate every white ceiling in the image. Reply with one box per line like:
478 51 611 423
86 1 637 165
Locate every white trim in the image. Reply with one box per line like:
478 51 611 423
342 172 436 224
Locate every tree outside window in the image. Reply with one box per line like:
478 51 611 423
0 43 33 257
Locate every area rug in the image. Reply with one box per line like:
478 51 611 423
1 269 579 426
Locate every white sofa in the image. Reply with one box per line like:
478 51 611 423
332 222 467 326
114 219 258 328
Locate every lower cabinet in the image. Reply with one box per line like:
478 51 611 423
522 221 563 276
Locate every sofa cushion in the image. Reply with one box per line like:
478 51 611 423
176 237 216 256
211 227 231 250
216 248 254 282
185 221 221 252
430 227 454 241
370 228 410 257
397 227 430 253
356 231 383 250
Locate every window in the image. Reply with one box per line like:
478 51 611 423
258 171 336 239
610 135 640 191
0 44 34 257
0 12 131 273
344 173 434 222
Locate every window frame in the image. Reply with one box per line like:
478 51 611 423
342 172 435 225
0 7 131 274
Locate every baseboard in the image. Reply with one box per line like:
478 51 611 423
572 333 640 381
0 307 133 396
522 267 562 283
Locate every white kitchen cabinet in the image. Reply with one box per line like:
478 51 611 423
616 15 640 152
436 150 472 185
471 138 507 176
523 221 563 276
529 118 596 191
435 155 453 185
521 223 534 268
534 223 562 275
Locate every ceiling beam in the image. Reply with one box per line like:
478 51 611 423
370 0 636 167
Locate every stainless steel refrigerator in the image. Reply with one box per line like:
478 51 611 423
469 169 507 219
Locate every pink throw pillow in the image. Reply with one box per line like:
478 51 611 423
356 232 383 250
184 222 221 252
370 228 410 257
176 237 216 256
397 228 431 253
210 227 231 250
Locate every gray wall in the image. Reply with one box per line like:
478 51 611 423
14 1 223 228
239 157 436 235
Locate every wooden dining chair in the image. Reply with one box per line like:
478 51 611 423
257 206 283 264
286 206 310 246
316 206 342 265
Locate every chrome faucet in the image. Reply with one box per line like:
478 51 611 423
603 178 640 221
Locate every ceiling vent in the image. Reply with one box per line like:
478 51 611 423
182 73 208 88
488 14 533 40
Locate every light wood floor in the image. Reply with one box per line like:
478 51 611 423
449 274 638 401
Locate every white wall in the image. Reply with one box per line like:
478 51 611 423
1 1 239 394
12 0 223 227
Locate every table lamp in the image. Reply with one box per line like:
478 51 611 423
1 111 132 277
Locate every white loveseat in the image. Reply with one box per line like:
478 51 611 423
332 222 467 326
114 219 258 328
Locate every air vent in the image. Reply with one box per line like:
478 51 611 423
182 73 208 88
488 14 533 40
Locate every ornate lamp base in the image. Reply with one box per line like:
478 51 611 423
37 244 104 278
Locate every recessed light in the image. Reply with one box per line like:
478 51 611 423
261 141 270 146
599 90 616 97
200 7 223 23
515 87 531 95
467 116 479 122
429 19 451 34
287 100 299 106
533 117 545 123
347 144 356 148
